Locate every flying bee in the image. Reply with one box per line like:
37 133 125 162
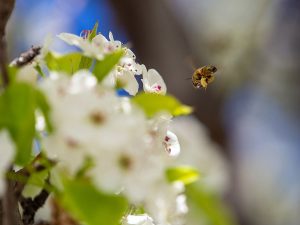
190 65 218 89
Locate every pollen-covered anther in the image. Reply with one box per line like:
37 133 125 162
118 154 133 171
57 86 67 97
65 137 80 149
165 136 170 142
90 111 105 125
153 85 162 92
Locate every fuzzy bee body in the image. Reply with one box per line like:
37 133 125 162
192 65 217 89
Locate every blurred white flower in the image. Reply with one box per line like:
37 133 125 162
103 68 139 96
170 116 230 194
0 130 15 196
41 71 171 204
145 181 187 225
123 214 155 225
57 32 108 60
142 65 167 95
163 131 180 157
16 64 38 84
147 113 180 159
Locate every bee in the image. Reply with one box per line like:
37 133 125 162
191 65 218 89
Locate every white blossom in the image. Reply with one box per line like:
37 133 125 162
147 113 180 158
142 65 167 95
57 33 108 60
58 31 142 95
144 181 187 225
170 116 230 194
40 71 168 203
0 130 15 196
123 214 155 225
163 131 180 157
16 65 38 84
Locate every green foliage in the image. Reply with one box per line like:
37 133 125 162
88 21 98 41
0 66 19 85
79 55 93 70
132 93 193 117
59 178 128 225
45 52 91 74
0 82 36 165
0 82 52 165
35 89 53 132
166 166 199 185
26 169 49 188
93 50 124 82
186 184 236 225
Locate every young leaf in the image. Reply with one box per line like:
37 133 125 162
166 166 199 185
35 89 53 132
132 93 193 117
79 55 93 70
59 178 128 225
93 49 124 82
45 52 87 74
87 21 99 41
0 82 36 165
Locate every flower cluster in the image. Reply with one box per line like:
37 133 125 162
35 28 185 224
58 31 166 96
0 24 222 225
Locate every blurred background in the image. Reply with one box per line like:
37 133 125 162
6 0 300 225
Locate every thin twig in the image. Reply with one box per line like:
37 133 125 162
20 188 50 225
2 167 23 225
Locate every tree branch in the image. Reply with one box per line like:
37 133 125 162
0 0 15 87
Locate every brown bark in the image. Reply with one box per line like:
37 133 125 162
0 0 15 87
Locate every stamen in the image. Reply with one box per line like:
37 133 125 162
80 30 91 39
90 111 105 125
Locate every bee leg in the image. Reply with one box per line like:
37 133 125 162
200 77 208 89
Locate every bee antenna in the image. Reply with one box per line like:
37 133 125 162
185 77 192 80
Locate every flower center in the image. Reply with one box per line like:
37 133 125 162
80 30 91 39
65 137 79 149
153 84 162 92
118 154 132 171
90 111 105 125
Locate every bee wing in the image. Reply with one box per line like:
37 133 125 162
207 75 215 84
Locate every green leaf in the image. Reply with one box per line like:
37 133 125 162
166 166 199 185
93 50 124 82
45 52 87 74
79 55 93 70
59 178 128 225
186 184 237 225
0 82 36 165
26 169 49 188
87 21 98 41
132 93 193 117
35 89 53 132
0 66 19 86
34 65 46 77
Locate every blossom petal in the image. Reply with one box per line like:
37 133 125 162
142 67 167 95
164 131 180 157
57 33 84 47
122 71 139 96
